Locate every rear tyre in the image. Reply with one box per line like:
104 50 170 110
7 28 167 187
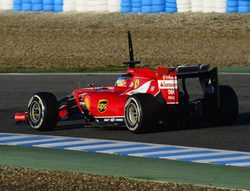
125 94 158 133
213 85 239 125
28 92 58 131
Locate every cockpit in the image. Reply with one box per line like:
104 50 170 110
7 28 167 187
115 75 132 88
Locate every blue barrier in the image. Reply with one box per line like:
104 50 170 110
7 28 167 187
54 0 63 4
13 0 64 12
54 4 63 12
226 0 238 12
31 0 42 3
54 0 63 12
121 0 132 13
238 0 250 13
32 3 43 11
152 0 165 13
22 3 32 11
13 3 22 11
43 4 54 11
141 0 152 13
43 0 53 4
165 0 177 13
131 0 141 13
14 0 22 3
14 0 22 11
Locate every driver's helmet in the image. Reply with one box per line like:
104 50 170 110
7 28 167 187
115 75 131 87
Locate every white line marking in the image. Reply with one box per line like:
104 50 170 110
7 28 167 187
160 152 230 160
193 156 250 163
3 137 64 146
0 135 34 141
130 148 204 157
100 145 167 154
33 139 103 148
228 162 250 167
66 142 134 151
2 133 250 168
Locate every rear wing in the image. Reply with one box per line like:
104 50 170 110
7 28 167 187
176 64 220 109
176 64 210 78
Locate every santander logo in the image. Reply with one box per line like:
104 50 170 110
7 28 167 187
158 80 177 89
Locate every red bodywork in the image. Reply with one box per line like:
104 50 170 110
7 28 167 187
15 67 179 125
66 68 177 120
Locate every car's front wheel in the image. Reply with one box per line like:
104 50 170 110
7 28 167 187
124 94 158 133
28 92 58 131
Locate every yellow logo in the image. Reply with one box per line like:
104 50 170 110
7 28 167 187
134 79 140 89
84 97 90 110
98 99 108 113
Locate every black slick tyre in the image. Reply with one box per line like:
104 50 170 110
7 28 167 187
28 92 58 131
124 94 158 133
213 85 239 125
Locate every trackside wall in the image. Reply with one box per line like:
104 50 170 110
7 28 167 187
0 0 249 13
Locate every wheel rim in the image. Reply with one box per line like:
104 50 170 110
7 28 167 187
29 101 42 123
127 103 138 126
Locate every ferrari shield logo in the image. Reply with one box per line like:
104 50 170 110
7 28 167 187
134 79 140 89
98 99 108 113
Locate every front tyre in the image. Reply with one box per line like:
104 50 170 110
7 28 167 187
125 94 158 133
28 92 58 131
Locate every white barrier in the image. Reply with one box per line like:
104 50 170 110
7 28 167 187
75 0 88 12
74 0 112 12
203 0 215 12
108 0 120 12
88 0 108 12
1 0 13 10
215 0 226 12
191 0 203 12
177 0 191 12
63 0 76 11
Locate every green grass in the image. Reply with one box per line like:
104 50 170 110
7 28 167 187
219 67 250 73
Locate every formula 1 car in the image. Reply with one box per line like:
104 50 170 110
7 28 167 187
15 31 239 133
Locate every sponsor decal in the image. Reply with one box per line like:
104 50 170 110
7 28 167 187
101 118 124 122
158 80 178 89
168 96 175 100
84 97 90 110
150 86 155 92
115 118 124 122
97 99 108 113
134 79 140 89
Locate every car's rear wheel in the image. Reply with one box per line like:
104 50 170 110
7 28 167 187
125 94 158 133
28 92 58 131
212 85 239 125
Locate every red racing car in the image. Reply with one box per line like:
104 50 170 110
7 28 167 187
15 32 239 133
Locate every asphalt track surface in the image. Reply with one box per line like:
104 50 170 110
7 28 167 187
0 74 250 152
